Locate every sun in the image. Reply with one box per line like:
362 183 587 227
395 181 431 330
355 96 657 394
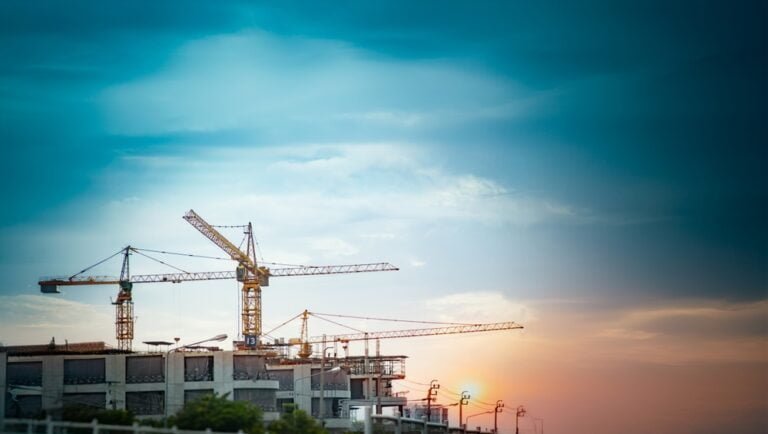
457 381 483 401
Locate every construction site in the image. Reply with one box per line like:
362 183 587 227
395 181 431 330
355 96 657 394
1 210 523 433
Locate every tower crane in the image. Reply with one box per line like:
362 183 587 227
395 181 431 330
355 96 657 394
276 310 523 357
271 310 523 415
308 320 523 343
182 209 397 349
38 213 397 351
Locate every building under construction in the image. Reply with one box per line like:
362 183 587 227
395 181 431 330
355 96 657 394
1 340 410 431
2 316 520 430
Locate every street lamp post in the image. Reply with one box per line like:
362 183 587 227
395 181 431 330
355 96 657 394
515 405 526 434
494 400 504 434
318 337 334 425
466 410 493 432
459 391 470 432
164 334 227 424
426 379 439 422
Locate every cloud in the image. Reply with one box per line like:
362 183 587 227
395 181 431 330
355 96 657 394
409 259 426 268
307 237 359 258
100 31 530 136
101 143 584 232
596 327 658 340
583 299 768 365
617 300 768 339
426 291 536 324
268 143 421 180
336 111 426 127
0 295 113 345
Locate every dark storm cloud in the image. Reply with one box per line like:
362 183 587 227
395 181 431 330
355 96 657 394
0 1 765 300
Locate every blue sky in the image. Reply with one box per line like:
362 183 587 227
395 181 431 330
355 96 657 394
1 2 766 433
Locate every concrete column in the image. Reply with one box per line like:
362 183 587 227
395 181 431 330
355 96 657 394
214 352 232 398
42 357 63 412
106 355 125 410
167 352 185 416
293 365 311 415
363 406 373 434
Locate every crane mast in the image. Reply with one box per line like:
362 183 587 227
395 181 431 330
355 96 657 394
116 247 133 352
183 210 268 347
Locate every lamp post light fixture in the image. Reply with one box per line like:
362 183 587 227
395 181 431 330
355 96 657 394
164 334 227 423
459 391 470 433
426 379 439 422
494 400 504 434
466 410 493 432
515 405 527 434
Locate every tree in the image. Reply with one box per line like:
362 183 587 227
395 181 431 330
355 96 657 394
61 405 134 425
267 405 326 434
171 393 264 434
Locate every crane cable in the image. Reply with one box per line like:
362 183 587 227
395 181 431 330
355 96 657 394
130 248 189 274
262 311 306 337
309 312 367 333
132 247 231 261
68 247 127 280
310 312 479 326
133 247 306 268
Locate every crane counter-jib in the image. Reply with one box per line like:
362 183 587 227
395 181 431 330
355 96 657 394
39 277 120 292
38 271 237 291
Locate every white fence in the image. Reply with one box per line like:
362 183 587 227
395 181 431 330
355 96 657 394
2 410 495 434
0 418 240 434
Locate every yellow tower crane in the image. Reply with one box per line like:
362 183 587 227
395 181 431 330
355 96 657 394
182 209 398 349
39 211 398 351
294 310 523 350
267 310 523 417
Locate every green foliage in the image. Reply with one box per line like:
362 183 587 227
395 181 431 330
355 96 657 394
267 405 326 434
61 405 135 425
138 418 166 428
171 393 264 434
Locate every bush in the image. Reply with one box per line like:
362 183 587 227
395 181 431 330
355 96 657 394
267 405 326 434
62 406 135 425
138 418 166 428
171 393 264 434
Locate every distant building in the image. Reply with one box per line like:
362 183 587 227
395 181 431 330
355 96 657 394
405 403 450 424
1 342 407 432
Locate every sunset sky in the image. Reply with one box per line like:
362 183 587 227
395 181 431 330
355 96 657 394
1 2 766 433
